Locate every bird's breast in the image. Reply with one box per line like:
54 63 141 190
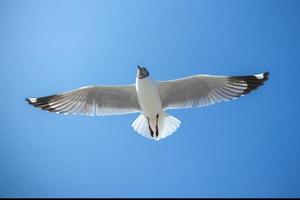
136 77 163 118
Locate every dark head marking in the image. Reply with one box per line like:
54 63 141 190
137 65 149 79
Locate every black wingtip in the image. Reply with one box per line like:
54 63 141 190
264 71 270 80
229 71 270 95
25 98 32 104
264 71 270 76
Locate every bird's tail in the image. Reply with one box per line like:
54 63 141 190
132 112 181 141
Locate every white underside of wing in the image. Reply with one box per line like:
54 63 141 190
158 72 269 110
26 85 141 116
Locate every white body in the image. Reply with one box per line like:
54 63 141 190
136 76 162 119
136 76 163 134
133 75 181 141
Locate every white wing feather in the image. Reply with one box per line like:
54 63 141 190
158 72 269 110
26 85 141 116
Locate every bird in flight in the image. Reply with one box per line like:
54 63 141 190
26 66 269 141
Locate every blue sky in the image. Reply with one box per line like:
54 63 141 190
0 0 300 197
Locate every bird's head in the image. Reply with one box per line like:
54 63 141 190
137 65 149 79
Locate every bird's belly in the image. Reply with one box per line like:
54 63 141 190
136 78 162 118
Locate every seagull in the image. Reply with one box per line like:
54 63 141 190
26 66 269 141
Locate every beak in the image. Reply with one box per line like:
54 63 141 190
137 65 142 70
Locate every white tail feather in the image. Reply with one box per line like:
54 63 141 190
132 112 181 141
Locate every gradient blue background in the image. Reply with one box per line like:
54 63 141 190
0 0 300 197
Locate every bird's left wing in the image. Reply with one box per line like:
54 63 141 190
26 85 141 116
158 72 269 110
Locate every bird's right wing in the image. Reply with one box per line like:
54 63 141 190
158 72 269 110
26 85 141 116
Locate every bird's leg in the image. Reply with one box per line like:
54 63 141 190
147 117 154 137
155 114 159 138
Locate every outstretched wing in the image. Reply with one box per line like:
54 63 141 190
26 85 141 116
158 72 269 110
